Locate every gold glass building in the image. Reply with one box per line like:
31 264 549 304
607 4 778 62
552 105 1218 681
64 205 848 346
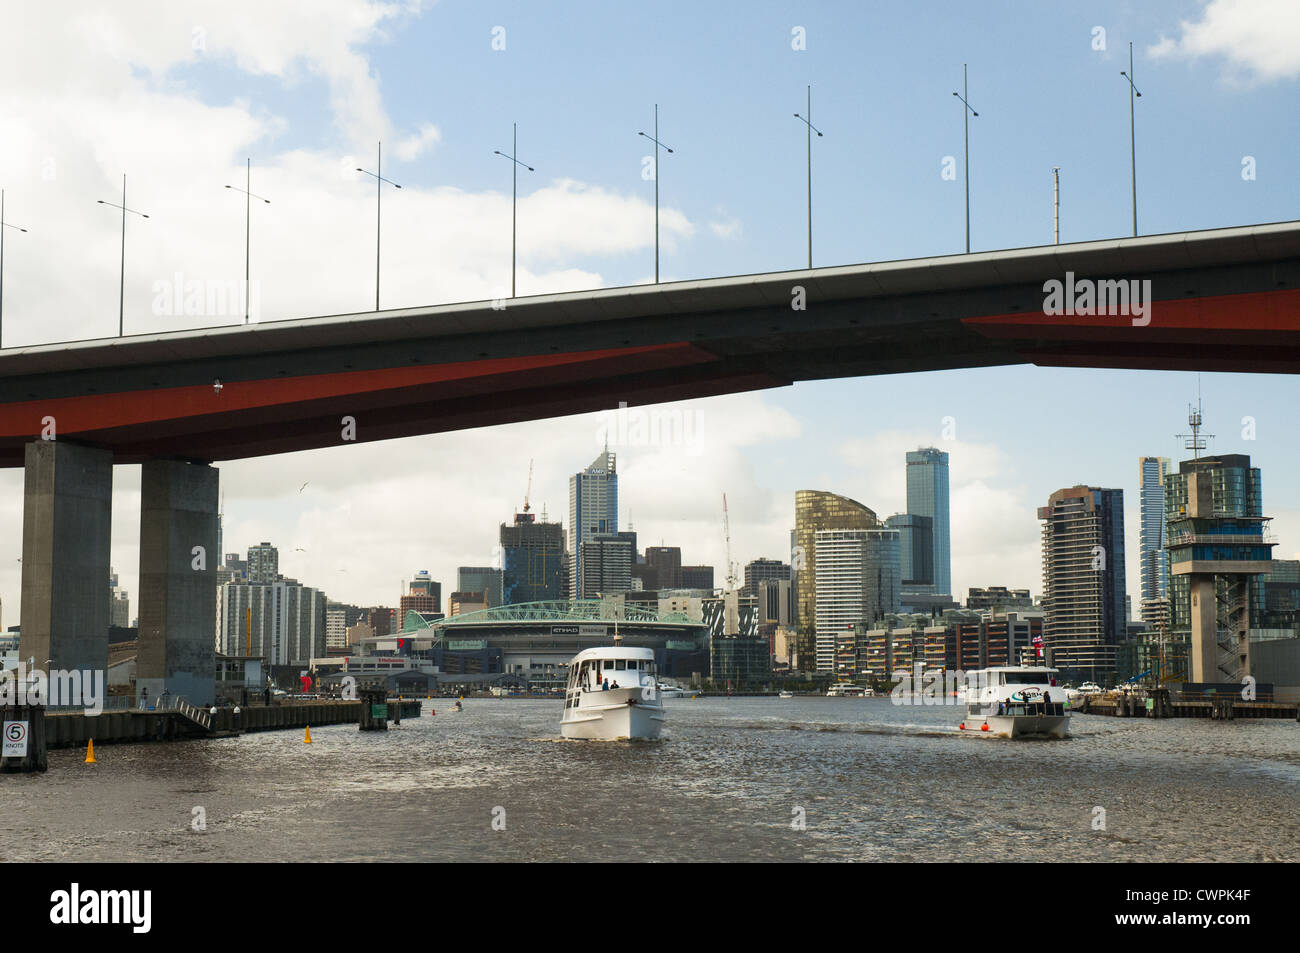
793 490 878 629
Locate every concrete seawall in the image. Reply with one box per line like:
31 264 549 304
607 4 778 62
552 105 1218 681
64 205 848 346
43 700 422 749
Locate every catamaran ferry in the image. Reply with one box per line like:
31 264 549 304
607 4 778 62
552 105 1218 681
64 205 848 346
959 666 1070 739
560 639 665 740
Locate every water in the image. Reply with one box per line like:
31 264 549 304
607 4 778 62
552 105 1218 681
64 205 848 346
3 697 1297 862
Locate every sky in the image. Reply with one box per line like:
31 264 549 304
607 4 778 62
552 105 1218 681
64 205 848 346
1 0 1298 622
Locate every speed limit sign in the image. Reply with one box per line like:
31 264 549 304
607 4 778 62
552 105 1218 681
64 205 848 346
3 721 29 757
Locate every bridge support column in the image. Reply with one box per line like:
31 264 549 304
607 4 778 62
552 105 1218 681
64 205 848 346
136 460 218 707
18 441 113 681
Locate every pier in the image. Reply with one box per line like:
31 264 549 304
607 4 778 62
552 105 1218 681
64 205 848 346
2 698 423 770
1075 691 1299 720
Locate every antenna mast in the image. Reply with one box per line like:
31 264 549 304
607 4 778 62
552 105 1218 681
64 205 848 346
523 458 534 514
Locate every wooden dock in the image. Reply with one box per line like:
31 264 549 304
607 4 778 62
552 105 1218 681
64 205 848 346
1075 693 1298 720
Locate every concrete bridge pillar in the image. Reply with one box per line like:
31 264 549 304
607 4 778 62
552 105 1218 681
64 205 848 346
136 460 218 706
18 441 113 681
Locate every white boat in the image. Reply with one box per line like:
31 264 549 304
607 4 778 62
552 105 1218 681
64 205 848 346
959 666 1070 739
655 682 687 698
560 640 665 740
826 684 867 697
778 690 795 699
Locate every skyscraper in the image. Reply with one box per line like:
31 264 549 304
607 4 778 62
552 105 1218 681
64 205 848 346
793 490 879 630
500 512 565 604
905 448 951 595
577 533 633 598
569 450 618 599
1038 486 1126 682
884 513 934 591
1138 456 1171 628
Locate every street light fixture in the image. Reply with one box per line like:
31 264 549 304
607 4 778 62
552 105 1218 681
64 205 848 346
356 142 402 311
793 85 824 270
0 188 28 349
494 123 534 298
638 105 674 283
1120 42 1143 237
952 64 978 253
97 173 149 336
225 158 271 324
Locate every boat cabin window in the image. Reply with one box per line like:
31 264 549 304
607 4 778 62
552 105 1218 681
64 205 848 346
1003 672 1050 684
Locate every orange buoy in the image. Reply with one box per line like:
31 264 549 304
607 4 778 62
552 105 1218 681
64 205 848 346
959 723 966 730
84 739 97 763
304 726 312 744
980 723 990 731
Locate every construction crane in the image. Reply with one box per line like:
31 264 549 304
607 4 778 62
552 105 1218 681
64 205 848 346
523 458 534 514
722 492 737 592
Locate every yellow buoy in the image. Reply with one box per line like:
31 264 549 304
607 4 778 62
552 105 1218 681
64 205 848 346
304 726 312 744
85 739 97 763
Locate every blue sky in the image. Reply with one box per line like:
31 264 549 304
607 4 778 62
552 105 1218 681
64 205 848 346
0 0 1298 617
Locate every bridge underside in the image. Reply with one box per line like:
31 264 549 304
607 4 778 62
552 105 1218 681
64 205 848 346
3 221 1298 687
0 221 1297 467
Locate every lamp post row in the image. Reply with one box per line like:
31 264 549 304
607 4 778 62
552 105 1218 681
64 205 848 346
1 62 1147 344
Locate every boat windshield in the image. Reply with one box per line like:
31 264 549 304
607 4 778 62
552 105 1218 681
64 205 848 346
1004 671 1052 684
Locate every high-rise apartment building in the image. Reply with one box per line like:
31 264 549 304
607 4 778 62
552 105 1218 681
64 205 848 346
793 490 879 628
1139 456 1171 628
246 542 279 584
1038 486 1126 681
813 528 901 674
577 534 633 598
569 450 618 599
218 579 327 665
500 512 566 604
905 448 951 595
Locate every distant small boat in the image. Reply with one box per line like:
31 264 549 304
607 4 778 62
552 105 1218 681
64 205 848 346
778 690 795 699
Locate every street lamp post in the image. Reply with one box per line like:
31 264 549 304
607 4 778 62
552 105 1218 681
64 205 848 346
1120 42 1143 237
97 174 149 337
793 85 824 270
494 123 534 298
638 105 674 283
952 65 978 253
225 158 271 324
0 189 29 349
1052 166 1060 245
356 142 402 311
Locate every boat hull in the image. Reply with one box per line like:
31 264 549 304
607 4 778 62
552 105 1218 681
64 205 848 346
561 692 665 740
961 714 1070 739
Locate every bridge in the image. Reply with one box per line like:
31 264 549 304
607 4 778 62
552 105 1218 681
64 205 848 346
3 220 1298 704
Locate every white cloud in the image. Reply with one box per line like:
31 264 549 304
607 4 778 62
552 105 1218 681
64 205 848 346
1149 0 1300 83
395 123 441 161
0 1 708 617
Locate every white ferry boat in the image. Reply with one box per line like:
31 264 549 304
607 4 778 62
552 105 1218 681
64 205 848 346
959 666 1070 739
560 639 665 740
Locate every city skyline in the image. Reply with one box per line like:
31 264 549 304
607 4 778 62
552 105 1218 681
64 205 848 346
2 3 1299 631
